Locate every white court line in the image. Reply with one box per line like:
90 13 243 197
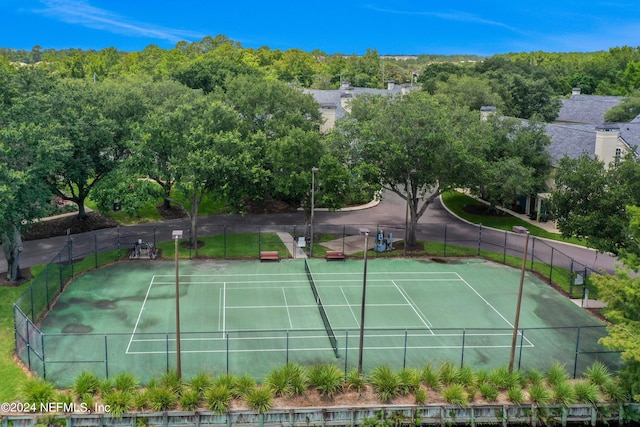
126 275 157 354
340 287 360 326
392 280 434 333
282 288 293 329
454 273 534 347
222 282 226 336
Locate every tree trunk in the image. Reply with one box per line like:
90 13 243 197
190 199 200 257
2 223 23 282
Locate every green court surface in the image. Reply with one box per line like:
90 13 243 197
37 258 620 386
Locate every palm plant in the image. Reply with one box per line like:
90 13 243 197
370 366 400 403
442 384 467 405
205 385 232 414
73 371 101 398
346 368 366 393
546 362 569 387
307 364 343 399
245 386 273 414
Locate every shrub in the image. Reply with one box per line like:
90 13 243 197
131 390 148 411
601 379 626 402
573 380 601 406
205 385 232 414
236 374 257 398
346 368 366 393
585 361 612 389
73 371 100 397
442 384 467 405
489 366 519 390
147 386 176 411
458 367 476 388
438 361 460 386
20 378 56 405
265 366 293 398
546 362 569 387
478 383 499 402
370 366 400 403
526 368 545 387
475 369 489 385
284 363 308 396
398 368 421 395
214 374 239 397
99 378 114 395
307 364 343 399
103 390 132 418
245 386 273 414
114 372 139 393
507 387 524 405
80 393 95 411
552 381 576 406
189 372 213 398
159 369 184 395
421 364 440 390
414 387 427 405
179 388 201 411
528 384 551 405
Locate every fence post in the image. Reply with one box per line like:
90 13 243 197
153 226 157 248
224 226 227 259
94 233 98 269
258 227 261 255
443 224 447 257
503 230 508 263
226 332 230 374
69 238 74 278
166 334 169 373
58 252 63 293
518 329 525 371
117 226 121 260
530 238 535 271
26 321 32 370
104 335 109 379
286 331 289 365
403 330 408 369
573 326 581 379
41 331 46 380
461 329 466 368
344 331 349 378
477 225 482 255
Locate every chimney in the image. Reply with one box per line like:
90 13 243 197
387 80 395 91
572 87 581 97
595 124 621 168
319 103 337 133
480 106 497 121
340 93 353 114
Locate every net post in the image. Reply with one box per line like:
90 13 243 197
226 332 230 374
518 328 525 371
343 331 349 378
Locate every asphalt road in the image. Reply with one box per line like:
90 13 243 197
1 191 619 275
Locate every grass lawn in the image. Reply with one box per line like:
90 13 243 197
0 282 30 401
441 191 585 245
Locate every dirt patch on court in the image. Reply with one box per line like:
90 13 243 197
62 324 93 333
95 300 116 309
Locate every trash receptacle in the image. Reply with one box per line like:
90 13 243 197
112 199 121 211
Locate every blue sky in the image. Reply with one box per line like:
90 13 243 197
1 0 639 56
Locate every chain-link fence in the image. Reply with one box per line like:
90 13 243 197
14 221 615 386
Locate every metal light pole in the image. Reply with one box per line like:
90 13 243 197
404 169 416 256
357 228 370 375
310 167 319 258
509 229 529 372
172 229 183 379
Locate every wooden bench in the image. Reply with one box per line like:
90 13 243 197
259 251 280 262
325 251 345 261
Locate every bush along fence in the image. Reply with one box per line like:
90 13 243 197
2 403 640 427
14 222 612 386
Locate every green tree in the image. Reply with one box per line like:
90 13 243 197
549 154 640 255
470 116 552 210
605 92 640 122
35 79 147 219
0 123 69 281
337 91 481 247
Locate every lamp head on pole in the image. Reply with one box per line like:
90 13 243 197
312 167 319 174
359 228 370 236
172 230 183 240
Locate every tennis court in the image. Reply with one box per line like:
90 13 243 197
36 257 619 386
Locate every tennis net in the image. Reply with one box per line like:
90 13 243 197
304 259 339 357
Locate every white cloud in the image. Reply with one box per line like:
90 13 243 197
34 0 204 44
